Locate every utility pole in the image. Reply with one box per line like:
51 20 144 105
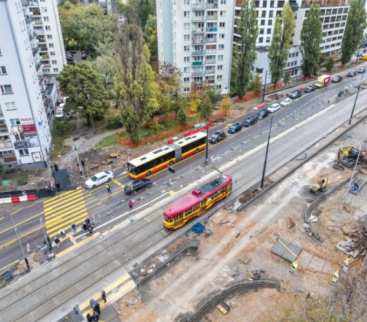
260 116 273 189
349 84 361 125
9 213 30 272
204 124 209 165
262 70 268 102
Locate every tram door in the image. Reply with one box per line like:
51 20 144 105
172 144 182 162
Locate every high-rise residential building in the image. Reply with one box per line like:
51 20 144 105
156 0 236 95
234 0 350 83
0 0 66 168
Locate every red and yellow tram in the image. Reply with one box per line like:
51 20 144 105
163 175 232 230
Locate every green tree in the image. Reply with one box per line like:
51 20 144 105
341 0 367 64
268 3 295 85
231 0 258 97
144 15 158 65
197 90 213 120
114 24 159 143
250 74 262 95
220 96 231 117
301 5 322 77
283 71 290 85
58 63 108 127
119 0 155 29
59 3 116 56
324 56 335 72
176 105 187 125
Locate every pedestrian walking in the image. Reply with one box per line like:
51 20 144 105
106 183 112 193
128 199 134 209
101 290 107 303
93 302 101 316
86 313 93 322
89 298 98 310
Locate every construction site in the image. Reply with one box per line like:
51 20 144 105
107 119 367 322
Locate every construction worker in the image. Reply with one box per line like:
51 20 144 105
106 183 112 194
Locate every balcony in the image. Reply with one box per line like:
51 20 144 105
19 124 37 135
192 28 205 34
191 2 206 10
192 38 204 45
31 16 43 26
192 61 203 66
2 155 17 164
207 3 219 9
192 50 205 55
205 37 217 43
205 59 216 64
206 27 218 32
0 141 13 150
206 14 218 21
192 15 205 22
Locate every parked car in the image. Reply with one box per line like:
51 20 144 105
209 130 226 144
227 122 242 134
55 109 64 119
242 114 259 127
332 75 343 83
303 85 316 93
357 67 365 73
85 171 114 189
267 103 281 113
257 109 269 120
288 89 302 99
280 98 292 107
124 179 152 195
346 70 357 77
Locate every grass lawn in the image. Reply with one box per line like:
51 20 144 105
96 134 118 148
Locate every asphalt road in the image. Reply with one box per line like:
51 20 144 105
0 66 366 271
1 69 367 322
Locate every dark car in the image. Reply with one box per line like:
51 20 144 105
124 179 152 195
209 130 226 144
346 70 357 77
257 109 269 120
227 122 242 134
288 89 302 99
242 114 259 127
332 75 343 83
303 85 316 93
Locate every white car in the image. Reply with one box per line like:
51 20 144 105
267 103 281 113
55 109 64 118
280 98 292 107
85 171 114 189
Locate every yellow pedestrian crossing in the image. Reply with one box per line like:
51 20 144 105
43 187 88 238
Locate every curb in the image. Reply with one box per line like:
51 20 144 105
0 193 38 205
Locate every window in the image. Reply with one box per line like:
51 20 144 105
45 25 51 30
267 28 271 34
219 33 225 39
0 66 7 75
43 16 49 22
52 60 57 65
217 75 222 81
50 51 55 56
218 44 224 49
184 0 190 4
262 0 266 7
262 11 266 17
184 23 190 29
268 19 272 25
19 149 29 156
278 1 284 7
259 36 263 42
184 56 190 63
184 45 190 51
260 28 264 34
217 65 223 70
0 85 13 95
269 10 273 17
261 20 265 25
266 37 270 43
220 0 226 4
184 67 189 73
184 77 190 82
270 0 274 7
5 102 16 111
184 34 190 41
219 22 225 27
184 87 190 93
218 55 224 61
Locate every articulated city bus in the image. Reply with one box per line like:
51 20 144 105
162 175 232 230
127 132 207 180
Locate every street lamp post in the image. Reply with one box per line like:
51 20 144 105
262 70 268 102
348 84 361 125
260 116 274 189
205 124 209 165
9 213 30 272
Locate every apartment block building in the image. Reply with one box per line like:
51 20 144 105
234 0 350 83
156 0 235 95
0 0 66 167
